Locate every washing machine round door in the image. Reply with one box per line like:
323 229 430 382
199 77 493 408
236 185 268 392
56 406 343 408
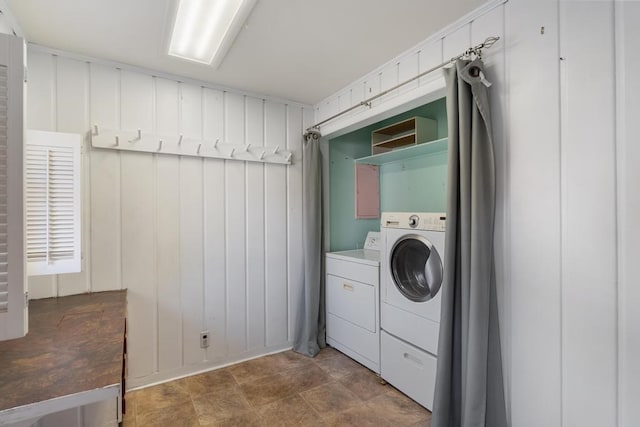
390 234 443 302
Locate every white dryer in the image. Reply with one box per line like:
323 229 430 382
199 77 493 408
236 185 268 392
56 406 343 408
380 211 446 410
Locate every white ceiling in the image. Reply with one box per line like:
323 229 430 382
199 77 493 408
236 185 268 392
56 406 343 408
7 0 485 105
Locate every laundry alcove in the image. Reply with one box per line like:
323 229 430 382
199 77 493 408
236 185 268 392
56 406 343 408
327 97 448 252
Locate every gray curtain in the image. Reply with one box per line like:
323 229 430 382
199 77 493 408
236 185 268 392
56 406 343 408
432 59 507 427
293 129 326 357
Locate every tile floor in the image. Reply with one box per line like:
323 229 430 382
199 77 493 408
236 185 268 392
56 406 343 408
123 347 432 426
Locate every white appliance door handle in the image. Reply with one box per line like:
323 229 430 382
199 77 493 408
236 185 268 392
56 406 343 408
403 352 424 367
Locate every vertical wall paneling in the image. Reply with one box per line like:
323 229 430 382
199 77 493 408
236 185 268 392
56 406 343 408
318 97 339 125
89 64 122 293
27 48 310 387
26 51 54 131
351 80 366 109
245 97 266 350
179 83 205 365
505 2 562 426
121 151 157 379
179 156 204 365
364 74 380 103
286 106 303 342
378 62 399 105
202 88 227 361
337 89 351 113
470 5 510 417
617 2 640 425
442 24 471 63
560 1 617 425
55 56 90 296
264 101 288 346
119 71 157 378
418 40 444 86
155 77 182 371
26 51 56 298
398 52 419 96
224 92 248 356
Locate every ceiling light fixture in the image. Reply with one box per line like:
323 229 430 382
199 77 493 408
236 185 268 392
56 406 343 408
168 0 257 68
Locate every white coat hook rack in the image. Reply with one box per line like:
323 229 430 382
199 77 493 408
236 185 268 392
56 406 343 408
90 126 293 165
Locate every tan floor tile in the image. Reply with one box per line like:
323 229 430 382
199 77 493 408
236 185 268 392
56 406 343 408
135 379 191 416
202 410 264 427
312 346 342 362
366 390 431 426
186 367 238 395
338 370 389 401
228 356 281 384
313 350 370 380
256 395 326 427
239 372 299 407
286 364 332 394
324 405 394 427
192 385 253 424
264 350 316 372
300 381 362 416
408 417 432 427
136 400 199 427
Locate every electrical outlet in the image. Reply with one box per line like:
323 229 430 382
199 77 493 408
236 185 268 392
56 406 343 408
200 331 210 349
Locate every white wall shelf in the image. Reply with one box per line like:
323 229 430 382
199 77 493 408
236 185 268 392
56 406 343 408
355 137 447 165
91 126 293 165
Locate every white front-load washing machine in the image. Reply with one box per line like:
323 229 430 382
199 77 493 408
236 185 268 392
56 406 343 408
380 211 446 410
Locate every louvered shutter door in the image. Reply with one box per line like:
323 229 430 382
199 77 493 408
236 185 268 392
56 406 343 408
26 130 81 276
0 33 26 341
0 65 8 313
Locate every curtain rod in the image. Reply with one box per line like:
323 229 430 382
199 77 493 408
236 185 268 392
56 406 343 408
305 36 500 134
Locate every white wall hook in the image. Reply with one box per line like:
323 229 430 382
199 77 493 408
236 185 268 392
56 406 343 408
93 125 99 136
129 129 142 143
230 148 236 157
197 143 202 155
286 153 292 162
214 139 219 148
178 135 183 145
273 145 279 154
158 140 163 151
260 151 265 160
114 136 119 147
245 144 251 152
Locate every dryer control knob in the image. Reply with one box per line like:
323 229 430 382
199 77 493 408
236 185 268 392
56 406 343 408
408 215 419 228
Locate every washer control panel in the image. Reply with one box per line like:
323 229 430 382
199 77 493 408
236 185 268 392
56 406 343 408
381 212 446 231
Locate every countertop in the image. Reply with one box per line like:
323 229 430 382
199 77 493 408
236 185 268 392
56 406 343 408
0 290 126 423
325 249 380 266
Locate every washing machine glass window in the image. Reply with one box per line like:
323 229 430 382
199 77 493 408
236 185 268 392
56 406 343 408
390 234 443 302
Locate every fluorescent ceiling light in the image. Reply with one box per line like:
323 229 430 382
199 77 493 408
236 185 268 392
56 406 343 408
168 0 257 67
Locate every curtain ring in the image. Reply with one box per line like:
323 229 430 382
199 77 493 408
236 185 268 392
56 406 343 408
468 66 481 78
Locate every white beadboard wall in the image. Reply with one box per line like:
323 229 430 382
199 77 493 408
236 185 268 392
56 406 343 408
315 0 636 426
25 48 313 387
616 2 640 426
